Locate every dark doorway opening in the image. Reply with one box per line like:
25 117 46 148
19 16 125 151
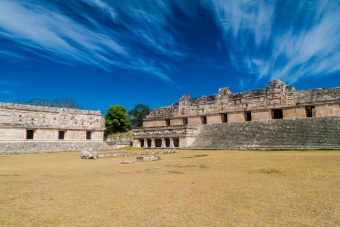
174 138 179 147
222 113 228 123
86 131 92 140
272 109 283 119
58 131 65 140
183 118 188 125
245 112 252 121
306 106 315 117
165 138 170 147
140 139 144 147
147 139 152 147
201 116 207 124
26 130 34 140
165 119 170 126
155 139 162 147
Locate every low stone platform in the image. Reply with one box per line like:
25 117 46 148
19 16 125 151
0 141 111 154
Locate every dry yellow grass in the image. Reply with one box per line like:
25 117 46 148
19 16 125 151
1 149 340 227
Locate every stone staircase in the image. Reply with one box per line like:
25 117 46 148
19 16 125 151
190 116 340 149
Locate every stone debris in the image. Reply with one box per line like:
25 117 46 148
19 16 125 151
136 155 160 162
97 149 177 158
80 150 98 159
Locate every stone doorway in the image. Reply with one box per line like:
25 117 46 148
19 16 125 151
165 138 170 147
155 139 162 147
306 106 315 117
174 138 179 147
26 130 34 140
272 109 283 119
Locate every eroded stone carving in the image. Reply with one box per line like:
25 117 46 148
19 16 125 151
146 79 338 119
0 102 105 130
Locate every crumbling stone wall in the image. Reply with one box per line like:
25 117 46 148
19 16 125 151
134 79 340 149
143 79 340 126
190 116 340 149
105 132 132 146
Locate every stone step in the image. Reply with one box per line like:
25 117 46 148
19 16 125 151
191 116 340 149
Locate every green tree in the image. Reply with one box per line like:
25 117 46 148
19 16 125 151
105 105 131 135
128 104 150 129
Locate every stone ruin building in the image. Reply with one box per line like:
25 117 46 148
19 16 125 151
132 79 340 149
0 102 108 154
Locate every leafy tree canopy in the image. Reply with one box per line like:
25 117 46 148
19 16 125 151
128 104 150 129
105 105 131 135
13 98 83 109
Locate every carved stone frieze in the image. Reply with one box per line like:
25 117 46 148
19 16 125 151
145 79 340 120
0 102 105 130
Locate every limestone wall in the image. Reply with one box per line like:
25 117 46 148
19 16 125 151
0 102 105 131
190 116 340 149
0 141 111 154
132 125 200 148
0 102 105 142
144 79 340 126
105 132 132 146
133 125 200 139
207 114 223 124
143 119 166 127
188 116 203 125
170 118 185 126
0 128 26 140
282 106 306 119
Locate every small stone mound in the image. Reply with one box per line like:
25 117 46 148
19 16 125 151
136 155 160 162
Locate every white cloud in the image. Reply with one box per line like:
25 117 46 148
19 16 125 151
82 0 117 20
0 0 183 85
208 0 340 84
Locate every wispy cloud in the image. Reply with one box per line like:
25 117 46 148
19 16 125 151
2 0 339 86
1 90 13 94
0 0 188 85
208 0 340 83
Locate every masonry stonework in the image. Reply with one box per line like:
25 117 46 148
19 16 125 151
133 79 340 149
0 102 108 154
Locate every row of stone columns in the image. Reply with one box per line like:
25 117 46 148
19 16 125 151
142 138 175 148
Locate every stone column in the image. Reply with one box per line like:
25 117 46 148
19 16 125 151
161 138 165 148
144 139 148 148
137 139 142 148
169 138 174 148
151 138 155 148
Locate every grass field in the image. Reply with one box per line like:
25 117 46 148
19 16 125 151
1 149 340 227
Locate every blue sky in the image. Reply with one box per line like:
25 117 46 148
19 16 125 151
1 0 340 114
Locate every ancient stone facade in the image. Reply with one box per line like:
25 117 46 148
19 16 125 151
132 79 340 149
0 102 107 153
